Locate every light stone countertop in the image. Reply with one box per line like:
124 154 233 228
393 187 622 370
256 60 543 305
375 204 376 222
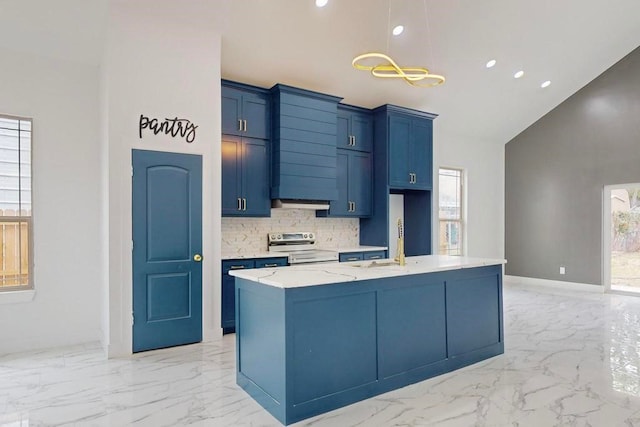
229 255 506 288
221 245 388 260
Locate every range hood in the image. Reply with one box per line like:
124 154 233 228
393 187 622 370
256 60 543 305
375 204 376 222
272 199 330 210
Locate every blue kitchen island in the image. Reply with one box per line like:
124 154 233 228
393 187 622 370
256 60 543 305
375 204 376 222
230 255 506 425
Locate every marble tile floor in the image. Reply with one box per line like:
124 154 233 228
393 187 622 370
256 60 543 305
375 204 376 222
3 283 640 426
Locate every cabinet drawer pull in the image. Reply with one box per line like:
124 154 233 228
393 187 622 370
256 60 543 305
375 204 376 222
263 263 279 267
347 257 359 261
230 265 246 270
368 255 381 259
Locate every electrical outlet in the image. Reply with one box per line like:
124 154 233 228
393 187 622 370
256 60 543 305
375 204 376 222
560 266 566 275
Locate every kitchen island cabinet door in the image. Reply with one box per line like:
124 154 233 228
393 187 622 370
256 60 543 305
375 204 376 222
445 270 503 367
378 281 447 379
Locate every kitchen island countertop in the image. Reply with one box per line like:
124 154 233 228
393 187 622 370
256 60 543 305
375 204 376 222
230 254 505 288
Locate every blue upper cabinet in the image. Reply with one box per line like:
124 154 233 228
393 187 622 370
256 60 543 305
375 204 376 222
320 149 372 217
221 80 271 217
360 105 437 254
385 108 435 190
222 135 270 216
222 80 270 140
337 104 373 152
270 84 342 201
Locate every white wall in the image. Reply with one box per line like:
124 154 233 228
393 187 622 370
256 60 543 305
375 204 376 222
105 0 222 357
0 48 103 353
433 128 505 259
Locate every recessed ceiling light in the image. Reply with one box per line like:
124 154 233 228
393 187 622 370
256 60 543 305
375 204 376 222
541 80 551 88
485 59 496 68
514 70 524 79
392 25 404 36
315 0 328 7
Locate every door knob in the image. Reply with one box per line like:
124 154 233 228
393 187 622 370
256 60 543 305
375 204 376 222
193 254 203 262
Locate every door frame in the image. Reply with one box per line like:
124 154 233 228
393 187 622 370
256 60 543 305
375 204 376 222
602 183 640 295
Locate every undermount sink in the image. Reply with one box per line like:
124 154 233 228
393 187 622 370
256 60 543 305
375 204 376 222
349 260 400 268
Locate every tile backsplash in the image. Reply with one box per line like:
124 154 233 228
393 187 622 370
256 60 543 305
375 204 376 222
221 209 359 255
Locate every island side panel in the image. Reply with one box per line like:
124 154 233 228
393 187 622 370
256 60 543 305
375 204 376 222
235 278 287 424
284 282 379 424
377 278 448 383
445 265 504 369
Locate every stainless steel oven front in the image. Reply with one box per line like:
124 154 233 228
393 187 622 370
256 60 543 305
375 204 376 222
268 232 338 265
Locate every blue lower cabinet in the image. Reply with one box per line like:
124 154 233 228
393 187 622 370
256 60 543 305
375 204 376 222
339 250 386 262
222 257 287 334
235 265 504 425
363 250 386 260
339 252 363 262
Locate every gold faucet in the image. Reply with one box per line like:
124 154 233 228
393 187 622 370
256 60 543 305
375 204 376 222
394 218 406 266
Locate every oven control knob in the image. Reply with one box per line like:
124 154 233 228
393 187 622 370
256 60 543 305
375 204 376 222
277 234 282 239
309 233 314 239
270 234 276 240
303 233 308 238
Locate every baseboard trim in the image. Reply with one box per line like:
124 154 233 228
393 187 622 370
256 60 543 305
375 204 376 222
505 275 603 293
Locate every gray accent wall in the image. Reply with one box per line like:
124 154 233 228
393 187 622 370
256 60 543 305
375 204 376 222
505 46 640 285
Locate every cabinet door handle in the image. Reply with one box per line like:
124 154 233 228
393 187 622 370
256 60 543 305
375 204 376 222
352 135 356 146
263 263 279 267
237 197 242 210
230 265 246 270
238 119 243 132
242 198 247 211
413 173 417 183
243 119 247 132
352 201 356 212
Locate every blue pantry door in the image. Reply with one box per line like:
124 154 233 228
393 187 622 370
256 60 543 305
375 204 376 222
132 149 203 352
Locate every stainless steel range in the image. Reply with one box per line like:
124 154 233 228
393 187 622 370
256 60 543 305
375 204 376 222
268 232 338 265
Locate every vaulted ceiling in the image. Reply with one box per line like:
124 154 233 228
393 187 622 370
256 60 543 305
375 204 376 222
2 0 639 144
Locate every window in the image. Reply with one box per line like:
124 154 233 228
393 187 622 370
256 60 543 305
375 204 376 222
0 115 32 290
439 168 463 256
